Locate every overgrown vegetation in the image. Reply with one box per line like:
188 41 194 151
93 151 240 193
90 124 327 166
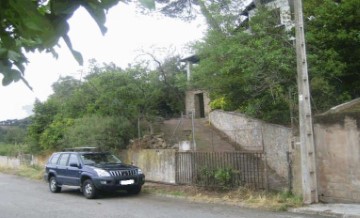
190 0 359 125
1 0 359 154
192 6 296 125
144 184 303 211
0 141 29 157
198 167 235 188
25 57 186 153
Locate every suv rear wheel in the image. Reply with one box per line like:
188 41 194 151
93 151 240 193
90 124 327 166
83 179 98 199
49 177 61 193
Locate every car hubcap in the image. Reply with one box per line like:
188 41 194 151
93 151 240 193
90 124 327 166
50 179 56 190
85 184 92 195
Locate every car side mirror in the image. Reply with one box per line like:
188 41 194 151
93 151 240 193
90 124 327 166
69 162 81 168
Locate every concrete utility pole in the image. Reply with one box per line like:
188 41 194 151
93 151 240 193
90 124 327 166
293 0 318 204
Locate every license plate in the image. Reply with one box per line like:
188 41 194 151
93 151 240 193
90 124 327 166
120 179 134 185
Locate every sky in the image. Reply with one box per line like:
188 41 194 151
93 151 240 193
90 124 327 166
0 2 206 121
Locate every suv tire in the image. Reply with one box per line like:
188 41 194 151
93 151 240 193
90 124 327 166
83 179 98 199
127 185 142 195
49 177 61 193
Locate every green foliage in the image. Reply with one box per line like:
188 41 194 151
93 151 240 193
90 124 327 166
27 99 59 152
39 116 74 150
61 115 133 151
0 0 121 86
192 6 296 124
0 142 29 156
27 58 186 152
214 168 233 187
139 0 155 10
191 0 359 124
198 167 234 188
0 126 27 144
209 97 231 110
304 0 359 111
0 143 16 156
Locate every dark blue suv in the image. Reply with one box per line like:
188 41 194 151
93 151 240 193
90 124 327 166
44 147 145 199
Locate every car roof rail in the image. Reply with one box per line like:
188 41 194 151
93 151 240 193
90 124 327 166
62 147 101 152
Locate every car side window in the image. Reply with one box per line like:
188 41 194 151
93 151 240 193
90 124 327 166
68 154 79 166
58 153 70 166
49 153 60 164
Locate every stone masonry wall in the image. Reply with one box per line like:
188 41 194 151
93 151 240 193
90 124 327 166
119 149 176 184
209 110 292 181
0 155 45 168
0 156 20 168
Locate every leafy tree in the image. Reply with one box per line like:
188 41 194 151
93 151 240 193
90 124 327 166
304 0 359 111
1 126 27 144
187 0 359 124
61 115 133 150
27 99 59 152
0 0 122 87
38 116 74 150
192 6 296 124
141 54 187 118
0 0 159 87
27 57 186 151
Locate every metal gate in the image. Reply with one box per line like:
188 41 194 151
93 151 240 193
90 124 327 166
175 151 265 189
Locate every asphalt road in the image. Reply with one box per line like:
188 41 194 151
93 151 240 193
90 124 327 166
0 173 328 218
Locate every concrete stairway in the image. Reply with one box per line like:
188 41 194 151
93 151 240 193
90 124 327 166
161 117 237 152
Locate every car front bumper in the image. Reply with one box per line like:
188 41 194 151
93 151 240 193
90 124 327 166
92 174 145 191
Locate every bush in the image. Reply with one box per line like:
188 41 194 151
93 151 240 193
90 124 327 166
197 167 235 189
0 143 29 156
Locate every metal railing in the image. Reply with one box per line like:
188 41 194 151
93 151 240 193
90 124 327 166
176 151 265 189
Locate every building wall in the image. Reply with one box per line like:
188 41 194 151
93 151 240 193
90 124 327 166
314 117 360 203
249 0 293 31
185 90 211 118
209 110 292 181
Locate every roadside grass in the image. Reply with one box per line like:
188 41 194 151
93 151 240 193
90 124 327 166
144 184 303 211
143 185 187 197
241 189 303 211
0 165 43 180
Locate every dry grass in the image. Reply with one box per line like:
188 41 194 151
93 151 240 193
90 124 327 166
143 183 303 211
0 165 44 180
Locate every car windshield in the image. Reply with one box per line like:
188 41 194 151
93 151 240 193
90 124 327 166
80 153 122 165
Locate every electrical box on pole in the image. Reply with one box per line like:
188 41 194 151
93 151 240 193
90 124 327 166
293 0 318 204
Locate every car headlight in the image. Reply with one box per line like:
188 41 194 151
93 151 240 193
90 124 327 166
137 168 143 175
94 168 110 177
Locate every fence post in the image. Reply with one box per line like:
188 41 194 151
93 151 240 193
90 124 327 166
175 152 178 184
287 151 293 194
263 152 269 191
191 152 196 184
260 126 269 190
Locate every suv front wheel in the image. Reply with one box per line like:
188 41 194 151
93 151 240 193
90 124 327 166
49 177 61 193
83 179 98 199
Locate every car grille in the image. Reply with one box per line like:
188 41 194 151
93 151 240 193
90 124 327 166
109 169 138 177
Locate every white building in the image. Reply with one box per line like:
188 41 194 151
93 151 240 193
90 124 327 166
243 0 294 31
